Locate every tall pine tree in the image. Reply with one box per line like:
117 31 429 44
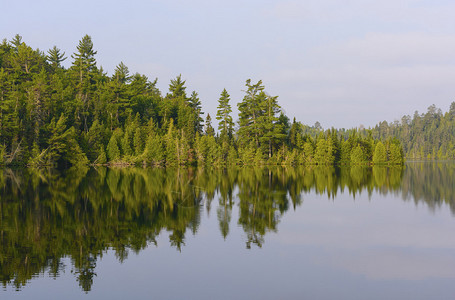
216 88 234 142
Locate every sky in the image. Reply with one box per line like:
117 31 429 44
2 0 455 129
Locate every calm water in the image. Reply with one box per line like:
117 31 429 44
1 163 455 299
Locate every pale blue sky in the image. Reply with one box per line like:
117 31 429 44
3 0 455 128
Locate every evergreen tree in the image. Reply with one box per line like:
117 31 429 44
389 141 404 165
216 88 234 141
237 79 265 147
205 113 215 136
167 74 186 98
114 62 130 84
143 134 164 165
288 118 301 149
189 91 204 134
314 134 334 165
350 144 367 165
303 141 315 165
164 119 178 165
373 141 387 165
70 34 98 131
47 46 67 70
11 42 45 75
133 127 144 156
259 96 286 158
10 34 23 50
340 139 352 165
71 35 97 83
107 130 121 162
84 119 106 162
96 145 107 164
0 35 408 167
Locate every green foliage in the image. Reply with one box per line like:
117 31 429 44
133 127 144 156
107 131 121 162
0 35 404 168
168 74 186 98
389 141 404 165
340 139 352 165
143 134 164 165
216 88 234 142
204 113 215 137
96 145 107 164
71 34 97 77
47 46 66 70
85 119 106 162
373 141 387 165
189 91 204 134
364 103 455 160
314 135 335 165
350 144 367 165
302 141 315 164
164 119 178 165
238 142 256 165
237 79 265 148
26 114 89 167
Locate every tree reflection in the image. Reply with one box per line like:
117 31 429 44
400 162 455 213
0 167 203 291
1 163 454 291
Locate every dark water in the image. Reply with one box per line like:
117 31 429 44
1 163 455 299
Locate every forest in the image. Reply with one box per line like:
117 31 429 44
366 103 455 160
0 34 406 167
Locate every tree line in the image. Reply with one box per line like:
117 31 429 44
0 34 404 167
368 103 455 160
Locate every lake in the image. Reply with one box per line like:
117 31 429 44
1 162 455 299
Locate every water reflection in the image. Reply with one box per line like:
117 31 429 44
0 163 453 292
401 162 455 213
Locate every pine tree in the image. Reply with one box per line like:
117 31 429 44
302 141 314 165
288 118 301 149
71 35 97 86
44 114 88 166
107 131 121 162
120 128 132 158
11 42 45 75
47 46 67 70
340 139 352 165
189 91 204 134
70 35 98 132
85 119 106 162
96 145 107 164
143 134 164 165
314 134 334 165
167 74 186 98
389 141 404 165
237 79 265 148
133 127 144 156
259 96 286 158
10 34 22 50
46 114 70 164
164 119 177 165
216 89 234 142
205 113 215 136
373 141 387 165
111 62 132 122
350 144 367 165
0 35 412 168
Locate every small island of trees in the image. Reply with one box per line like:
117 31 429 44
0 34 404 168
